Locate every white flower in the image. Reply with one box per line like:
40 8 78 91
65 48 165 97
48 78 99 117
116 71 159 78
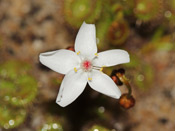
39 22 130 107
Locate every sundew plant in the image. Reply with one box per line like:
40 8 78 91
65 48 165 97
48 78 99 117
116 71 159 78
0 0 175 130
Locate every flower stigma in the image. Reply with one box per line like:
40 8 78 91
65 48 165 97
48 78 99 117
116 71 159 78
73 53 105 82
73 51 106 74
81 60 92 71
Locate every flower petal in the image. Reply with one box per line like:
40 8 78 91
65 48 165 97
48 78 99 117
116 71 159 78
88 70 121 99
93 49 130 67
75 22 97 58
39 49 80 74
56 69 87 107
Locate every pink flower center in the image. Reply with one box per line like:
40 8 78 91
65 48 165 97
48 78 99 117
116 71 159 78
82 60 92 71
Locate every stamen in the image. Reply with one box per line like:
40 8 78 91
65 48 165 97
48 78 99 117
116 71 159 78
74 67 77 72
92 67 101 70
92 65 106 72
95 53 98 56
88 77 92 81
77 51 80 55
100 67 103 72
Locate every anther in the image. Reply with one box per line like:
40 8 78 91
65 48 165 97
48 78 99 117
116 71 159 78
66 46 75 51
95 53 98 56
77 51 80 55
74 67 77 72
100 67 103 72
88 77 92 81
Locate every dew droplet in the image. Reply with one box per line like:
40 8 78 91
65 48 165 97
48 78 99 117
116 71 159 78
48 125 51 129
4 96 10 101
9 120 14 126
164 11 172 18
52 123 58 129
1 69 7 77
4 124 9 129
79 5 86 11
12 97 17 102
137 3 145 11
96 38 100 44
137 74 144 81
98 106 105 113
43 124 49 129
41 129 47 131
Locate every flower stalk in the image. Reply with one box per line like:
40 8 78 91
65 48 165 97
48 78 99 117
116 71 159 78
116 72 132 97
111 68 135 109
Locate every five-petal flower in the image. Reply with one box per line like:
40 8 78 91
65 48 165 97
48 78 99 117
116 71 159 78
39 22 130 107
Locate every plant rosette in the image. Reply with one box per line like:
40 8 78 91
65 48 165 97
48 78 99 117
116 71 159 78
0 104 27 129
0 60 38 107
